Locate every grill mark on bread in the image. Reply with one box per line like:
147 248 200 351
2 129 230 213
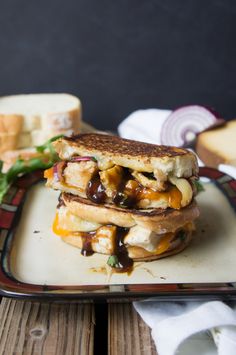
64 133 189 158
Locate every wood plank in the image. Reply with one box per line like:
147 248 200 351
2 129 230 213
0 298 95 355
108 303 157 355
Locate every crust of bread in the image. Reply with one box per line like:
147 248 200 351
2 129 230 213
0 114 23 134
17 132 32 149
0 133 19 154
41 107 81 133
196 120 236 167
62 193 199 233
53 134 198 177
0 94 82 153
196 139 223 168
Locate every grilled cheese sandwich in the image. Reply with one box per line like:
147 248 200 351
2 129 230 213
44 133 200 269
45 134 198 210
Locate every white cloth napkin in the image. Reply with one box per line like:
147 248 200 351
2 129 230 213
118 108 171 144
118 109 236 355
133 301 236 355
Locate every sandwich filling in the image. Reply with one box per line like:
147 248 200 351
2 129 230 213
53 202 195 271
44 135 201 270
44 158 198 210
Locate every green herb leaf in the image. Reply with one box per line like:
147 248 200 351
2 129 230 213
0 174 9 203
36 134 63 154
0 135 63 204
193 179 205 193
107 255 119 268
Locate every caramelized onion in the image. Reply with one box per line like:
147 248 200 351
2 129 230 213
168 176 193 207
53 161 66 182
70 156 97 162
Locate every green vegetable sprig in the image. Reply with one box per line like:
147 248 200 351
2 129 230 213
107 255 119 268
193 179 205 193
36 134 62 156
0 134 63 204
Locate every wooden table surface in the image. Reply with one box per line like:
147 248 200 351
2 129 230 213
0 298 157 355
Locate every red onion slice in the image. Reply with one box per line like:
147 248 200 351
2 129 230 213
53 161 66 182
70 156 97 162
160 105 223 147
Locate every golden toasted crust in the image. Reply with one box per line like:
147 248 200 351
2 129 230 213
196 120 236 167
62 193 199 233
64 133 188 157
53 133 198 177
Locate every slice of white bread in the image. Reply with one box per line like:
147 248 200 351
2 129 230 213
196 120 236 167
0 93 81 154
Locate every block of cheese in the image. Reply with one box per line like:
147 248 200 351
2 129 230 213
0 93 81 153
196 120 236 167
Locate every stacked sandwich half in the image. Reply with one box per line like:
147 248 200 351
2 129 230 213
44 133 200 272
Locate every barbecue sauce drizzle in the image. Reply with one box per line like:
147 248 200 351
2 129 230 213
85 171 134 271
113 227 133 273
79 227 133 273
81 232 95 256
76 226 133 272
112 169 137 208
86 173 106 203
86 169 137 208
56 167 132 266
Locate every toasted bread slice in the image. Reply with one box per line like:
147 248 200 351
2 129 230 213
53 133 198 177
0 93 81 153
55 203 194 261
196 120 236 167
61 193 199 233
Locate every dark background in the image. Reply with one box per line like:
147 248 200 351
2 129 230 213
0 0 235 130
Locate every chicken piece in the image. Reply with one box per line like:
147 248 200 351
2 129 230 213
99 165 124 198
124 225 161 252
132 170 167 191
95 225 117 253
153 169 168 190
63 161 98 190
60 225 117 255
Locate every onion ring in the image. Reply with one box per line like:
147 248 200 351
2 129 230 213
70 156 97 162
160 105 223 147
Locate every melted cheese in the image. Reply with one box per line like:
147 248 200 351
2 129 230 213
125 180 182 209
52 213 116 254
53 211 194 258
138 186 182 209
53 212 70 237
45 163 192 210
44 167 54 179
127 232 175 257
156 233 175 254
